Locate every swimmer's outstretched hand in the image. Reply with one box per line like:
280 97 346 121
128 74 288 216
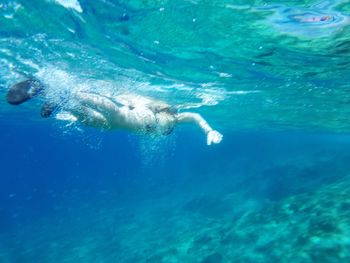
207 130 223 145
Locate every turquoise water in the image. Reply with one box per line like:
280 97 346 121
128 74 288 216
1 0 350 262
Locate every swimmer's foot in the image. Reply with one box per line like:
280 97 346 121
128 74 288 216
7 79 44 105
41 102 57 118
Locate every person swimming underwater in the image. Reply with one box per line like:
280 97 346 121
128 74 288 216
6 79 223 145
292 14 333 23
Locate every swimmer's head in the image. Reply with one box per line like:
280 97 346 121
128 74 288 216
320 16 331 21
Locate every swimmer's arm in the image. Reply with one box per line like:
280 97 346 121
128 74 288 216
176 112 223 145
176 112 212 134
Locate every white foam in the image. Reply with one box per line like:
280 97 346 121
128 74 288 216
53 0 83 13
19 59 41 71
218 72 232 78
34 67 231 124
66 27 76 34
4 14 14 19
225 4 251 10
227 90 261 95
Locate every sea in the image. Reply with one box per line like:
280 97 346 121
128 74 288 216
1 0 350 262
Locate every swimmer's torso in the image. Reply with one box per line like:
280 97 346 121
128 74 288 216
117 106 176 135
66 92 176 135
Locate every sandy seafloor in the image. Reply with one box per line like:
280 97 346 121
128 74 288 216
1 119 350 263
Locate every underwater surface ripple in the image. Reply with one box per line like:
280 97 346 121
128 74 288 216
0 0 350 131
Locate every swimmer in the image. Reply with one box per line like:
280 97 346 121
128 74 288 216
6 79 223 145
292 15 332 23
255 2 349 38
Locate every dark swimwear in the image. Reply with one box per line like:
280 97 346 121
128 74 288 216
7 79 43 105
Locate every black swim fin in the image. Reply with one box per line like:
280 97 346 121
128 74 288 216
6 79 44 105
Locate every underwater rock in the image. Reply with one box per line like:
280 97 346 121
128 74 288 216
221 176 350 262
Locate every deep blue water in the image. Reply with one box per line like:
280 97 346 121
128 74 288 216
2 117 350 261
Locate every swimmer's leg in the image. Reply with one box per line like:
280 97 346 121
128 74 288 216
7 79 44 105
75 92 120 116
71 105 109 128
